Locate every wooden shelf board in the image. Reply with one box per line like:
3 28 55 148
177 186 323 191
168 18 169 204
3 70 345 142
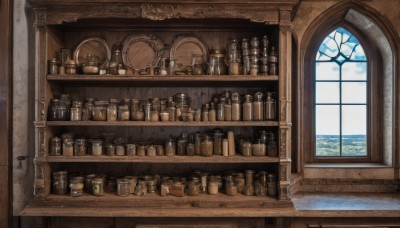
46 155 279 163
47 75 279 87
47 75 279 81
45 121 279 127
28 192 291 209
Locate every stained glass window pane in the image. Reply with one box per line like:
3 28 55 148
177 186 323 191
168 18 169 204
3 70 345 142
315 27 367 158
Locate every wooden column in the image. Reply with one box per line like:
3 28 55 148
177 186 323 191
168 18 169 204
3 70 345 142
0 0 12 226
278 10 293 200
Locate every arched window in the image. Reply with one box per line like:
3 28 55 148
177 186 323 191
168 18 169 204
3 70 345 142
315 27 368 157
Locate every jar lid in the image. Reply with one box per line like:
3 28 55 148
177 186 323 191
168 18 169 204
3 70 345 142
65 59 76 66
51 137 61 142
75 138 87 143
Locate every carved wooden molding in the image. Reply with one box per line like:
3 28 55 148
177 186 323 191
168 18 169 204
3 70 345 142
34 9 46 31
279 128 287 158
38 98 46 121
140 4 176 20
37 128 46 157
33 159 45 198
280 97 287 122
279 185 290 200
280 164 287 182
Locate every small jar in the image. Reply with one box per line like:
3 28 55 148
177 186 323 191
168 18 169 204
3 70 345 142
194 133 202 156
253 92 264 121
115 144 125 156
52 171 68 195
91 140 103 156
125 176 137 194
107 103 117 121
213 132 223 156
225 181 238 196
150 111 159 122
126 144 136 156
146 145 156 157
65 59 77 75
69 107 81 121
156 145 164 156
267 174 277 197
160 111 170 122
144 102 152 121
231 93 241 121
146 180 157 193
62 138 74 156
74 139 87 156
117 179 129 197
105 143 115 156
105 178 117 193
48 58 58 75
49 137 62 156
85 174 96 194
241 140 252 157
208 103 216 122
69 177 84 197
117 105 130 121
165 138 176 156
186 141 195 156
224 99 232 121
252 139 266 156
92 177 105 196
207 180 218 195
255 181 267 196
264 92 277 120
242 94 253 121
235 176 245 194
267 133 278 157
92 101 108 121
201 135 213 157
217 98 225 121
136 145 146 156
133 110 145 121
177 132 188 156
187 182 201 196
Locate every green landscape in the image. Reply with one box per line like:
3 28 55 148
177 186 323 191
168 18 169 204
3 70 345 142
316 135 367 156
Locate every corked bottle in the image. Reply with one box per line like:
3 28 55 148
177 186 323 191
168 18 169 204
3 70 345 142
177 132 188 156
224 99 232 121
253 92 264 121
208 102 216 122
242 94 253 121
201 135 213 157
264 92 277 120
231 93 241 121
217 97 225 121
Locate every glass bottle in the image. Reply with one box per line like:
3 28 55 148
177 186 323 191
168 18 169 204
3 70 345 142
117 179 129 197
107 103 117 121
224 99 232 121
231 93 241 121
267 133 278 157
268 46 278 75
49 137 61 156
52 171 68 195
208 102 216 122
217 97 225 121
194 133 202 156
159 57 168 76
252 139 266 156
92 100 108 121
177 132 188 156
213 131 223 156
201 104 209 122
267 174 277 197
91 140 103 156
165 138 176 156
243 170 255 196
201 135 213 157
109 47 121 75
253 92 264 121
62 137 74 156
242 94 253 121
118 105 130 121
144 102 152 121
92 177 105 196
74 139 87 156
264 92 277 120
186 134 195 156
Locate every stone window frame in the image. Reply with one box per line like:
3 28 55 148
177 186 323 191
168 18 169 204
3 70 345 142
297 1 400 168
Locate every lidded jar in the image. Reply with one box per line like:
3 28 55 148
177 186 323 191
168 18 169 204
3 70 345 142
242 94 253 121
231 93 241 121
92 100 108 121
201 135 213 157
74 139 87 156
118 105 130 121
177 132 188 156
52 171 68 195
49 137 62 156
165 138 176 156
264 92 276 120
253 92 264 121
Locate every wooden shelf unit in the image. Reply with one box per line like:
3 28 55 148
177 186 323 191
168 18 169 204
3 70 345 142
26 0 295 218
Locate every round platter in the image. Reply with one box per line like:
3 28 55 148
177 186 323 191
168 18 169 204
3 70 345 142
122 34 164 70
73 37 111 66
170 35 208 69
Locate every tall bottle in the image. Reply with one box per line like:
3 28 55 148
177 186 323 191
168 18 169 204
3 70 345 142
264 92 276 120
109 45 122 75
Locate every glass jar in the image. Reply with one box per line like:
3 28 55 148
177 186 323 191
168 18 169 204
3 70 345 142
105 178 117 193
156 145 164 156
201 104 209 122
92 101 108 121
85 174 96 194
186 134 195 156
224 99 232 121
52 171 68 195
74 139 87 156
264 92 277 120
267 133 278 157
136 144 146 156
126 144 136 156
117 179 129 197
208 103 216 122
213 132 223 156
207 179 218 195
267 174 277 197
235 176 245 194
91 140 103 156
125 176 137 194
225 181 238 196
107 103 117 121
268 46 278 75
231 93 241 121
241 140 252 157
176 132 188 156
194 133 202 156
118 105 130 121
253 92 264 121
165 138 176 156
92 177 105 196
48 99 68 121
147 145 156 157
242 94 253 121
254 181 267 196
201 135 213 157
150 110 159 122
158 57 168 75
49 137 61 156
187 181 201 196
105 143 115 156
62 137 74 156
82 103 93 121
146 180 157 193
208 49 226 75
243 170 255 196
48 58 58 75
217 98 225 121
69 177 84 197
65 59 76 75
70 107 81 121
252 139 266 156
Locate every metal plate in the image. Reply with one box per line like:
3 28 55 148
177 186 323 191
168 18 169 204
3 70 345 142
170 35 208 69
122 34 164 70
73 37 111 66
